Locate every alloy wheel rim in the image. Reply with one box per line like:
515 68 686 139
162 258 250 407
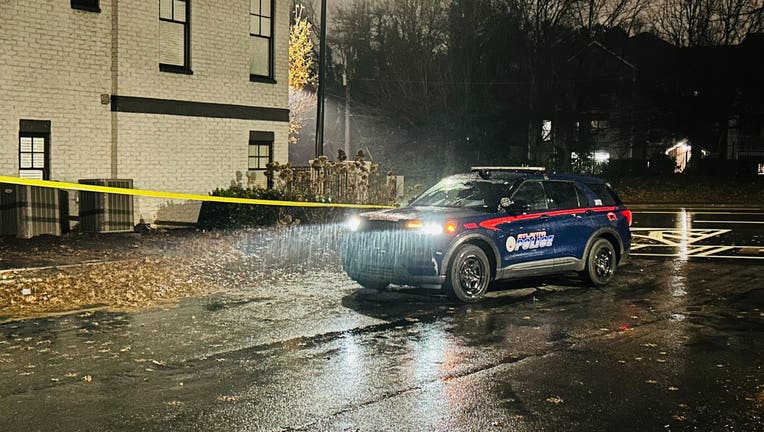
459 256 486 297
594 248 614 280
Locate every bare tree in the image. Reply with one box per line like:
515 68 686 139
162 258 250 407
650 0 718 46
573 0 648 38
715 0 764 45
507 0 576 162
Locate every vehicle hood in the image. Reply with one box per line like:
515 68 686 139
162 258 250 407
360 206 483 222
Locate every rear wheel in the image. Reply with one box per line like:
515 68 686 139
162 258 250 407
580 238 617 287
443 245 491 302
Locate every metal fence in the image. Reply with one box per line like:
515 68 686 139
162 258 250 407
283 162 401 205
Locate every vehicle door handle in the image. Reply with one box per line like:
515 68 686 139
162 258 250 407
585 210 594 215
539 214 550 220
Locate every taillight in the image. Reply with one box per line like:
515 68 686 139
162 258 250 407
621 209 633 227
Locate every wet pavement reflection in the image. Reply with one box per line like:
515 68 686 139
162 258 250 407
0 208 762 431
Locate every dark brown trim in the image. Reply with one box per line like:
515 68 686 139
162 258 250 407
159 64 194 75
249 75 277 84
111 96 289 122
71 0 100 12
249 131 275 141
19 119 51 134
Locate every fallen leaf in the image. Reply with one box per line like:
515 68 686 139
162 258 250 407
217 395 238 402
546 396 564 404
668 386 679 391
82 375 92 382
645 380 658 384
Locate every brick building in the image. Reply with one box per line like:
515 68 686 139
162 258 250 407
0 0 289 225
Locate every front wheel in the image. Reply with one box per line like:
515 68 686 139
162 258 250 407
580 238 617 287
443 245 491 302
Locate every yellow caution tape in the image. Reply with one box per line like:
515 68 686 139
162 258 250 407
0 176 395 209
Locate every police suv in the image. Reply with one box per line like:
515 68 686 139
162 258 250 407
342 167 632 302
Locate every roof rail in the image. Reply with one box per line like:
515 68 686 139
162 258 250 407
471 166 546 173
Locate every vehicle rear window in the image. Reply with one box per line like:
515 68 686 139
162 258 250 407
585 183 622 206
543 181 579 210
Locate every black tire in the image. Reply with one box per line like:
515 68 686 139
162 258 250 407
580 238 617 287
443 244 491 302
355 278 388 291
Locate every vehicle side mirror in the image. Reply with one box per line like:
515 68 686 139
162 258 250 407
500 197 512 210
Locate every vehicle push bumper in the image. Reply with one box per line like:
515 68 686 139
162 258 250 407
342 231 448 288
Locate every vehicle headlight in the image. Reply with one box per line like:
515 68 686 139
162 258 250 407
406 220 444 235
347 216 362 232
422 222 444 235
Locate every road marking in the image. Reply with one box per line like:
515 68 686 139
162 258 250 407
693 220 764 224
631 253 764 260
631 228 730 246
693 246 736 256
630 227 763 259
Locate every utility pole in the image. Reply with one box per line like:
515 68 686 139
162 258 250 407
343 70 350 157
314 0 328 158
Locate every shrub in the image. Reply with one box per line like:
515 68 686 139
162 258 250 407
197 186 352 230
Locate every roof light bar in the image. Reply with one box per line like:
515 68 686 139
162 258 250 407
470 166 546 173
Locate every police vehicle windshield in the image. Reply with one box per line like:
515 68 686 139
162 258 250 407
410 177 510 212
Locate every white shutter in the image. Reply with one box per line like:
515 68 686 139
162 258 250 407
160 21 185 66
249 37 269 76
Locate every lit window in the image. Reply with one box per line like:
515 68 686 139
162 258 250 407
248 142 271 170
160 0 191 73
250 0 274 81
249 131 274 184
541 120 552 142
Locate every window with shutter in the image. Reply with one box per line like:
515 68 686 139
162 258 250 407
159 0 192 74
250 0 274 82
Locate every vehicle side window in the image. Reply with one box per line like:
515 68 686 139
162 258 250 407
585 183 620 206
575 185 589 207
543 181 580 210
511 181 547 211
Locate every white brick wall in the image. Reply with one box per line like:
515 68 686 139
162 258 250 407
115 0 288 107
117 113 288 222
0 0 290 225
0 1 113 181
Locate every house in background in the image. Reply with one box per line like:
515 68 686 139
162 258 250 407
546 30 764 175
0 0 289 227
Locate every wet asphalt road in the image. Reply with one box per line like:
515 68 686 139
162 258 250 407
1 207 763 432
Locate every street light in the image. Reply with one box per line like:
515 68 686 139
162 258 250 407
314 0 327 158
